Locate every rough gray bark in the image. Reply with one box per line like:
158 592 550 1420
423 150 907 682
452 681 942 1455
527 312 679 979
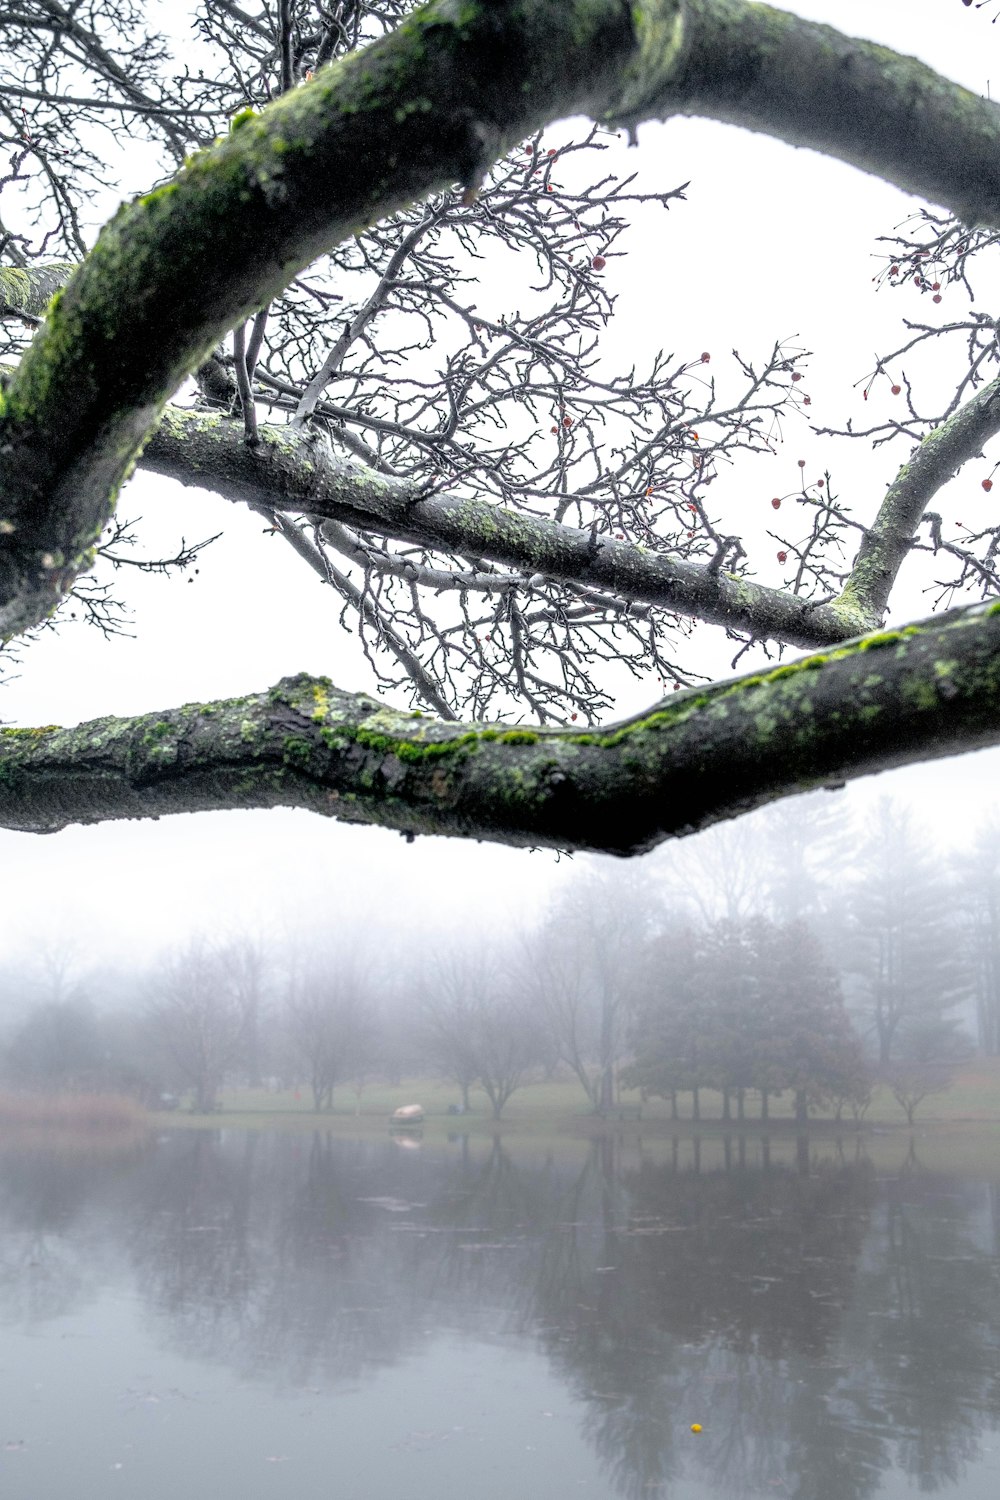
842 375 1000 624
2 0 999 639
3 600 1000 852
141 410 870 647
3 0 1000 849
0 264 74 322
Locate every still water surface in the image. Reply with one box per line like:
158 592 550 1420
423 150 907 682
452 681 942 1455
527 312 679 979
0 1129 998 1500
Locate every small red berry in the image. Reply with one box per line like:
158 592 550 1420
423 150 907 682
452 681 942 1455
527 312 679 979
933 294 942 304
817 478 824 487
889 264 899 275
932 282 941 291
791 372 802 382
687 503 697 511
891 384 901 395
591 255 606 270
562 416 573 428
645 486 654 497
771 498 781 510
777 551 787 563
550 426 557 434
700 352 711 363
570 712 577 720
546 184 554 192
797 459 806 468
803 396 812 406
983 479 994 492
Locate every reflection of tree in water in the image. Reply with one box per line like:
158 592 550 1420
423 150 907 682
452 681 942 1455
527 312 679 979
535 1141 1000 1500
835 1168 1000 1493
127 1131 563 1387
2 1132 1000 1498
534 1141 882 1500
127 1130 263 1364
0 1141 147 1325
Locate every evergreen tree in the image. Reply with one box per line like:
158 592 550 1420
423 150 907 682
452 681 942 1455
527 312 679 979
623 925 706 1121
695 920 759 1122
753 919 868 1125
627 915 866 1124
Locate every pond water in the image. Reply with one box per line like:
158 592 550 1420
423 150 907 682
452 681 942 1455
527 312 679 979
0 1129 998 1499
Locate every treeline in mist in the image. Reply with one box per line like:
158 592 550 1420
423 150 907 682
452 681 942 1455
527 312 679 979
0 792 997 1120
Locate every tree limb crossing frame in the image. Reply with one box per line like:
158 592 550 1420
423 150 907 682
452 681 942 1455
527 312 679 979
3 0 1000 849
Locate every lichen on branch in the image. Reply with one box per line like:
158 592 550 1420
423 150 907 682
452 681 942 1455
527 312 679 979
3 0 1000 647
141 407 873 648
3 601 1000 852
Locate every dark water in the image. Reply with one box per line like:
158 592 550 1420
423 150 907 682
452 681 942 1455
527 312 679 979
0 1130 999 1500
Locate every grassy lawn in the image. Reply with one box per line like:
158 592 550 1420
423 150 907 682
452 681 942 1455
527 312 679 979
156 1057 1000 1137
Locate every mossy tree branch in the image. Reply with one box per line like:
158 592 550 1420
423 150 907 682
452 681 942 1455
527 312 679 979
0 263 75 322
639 0 1000 227
0 0 646 641
2 0 1000 644
3 601 1000 851
839 374 1000 622
141 407 870 648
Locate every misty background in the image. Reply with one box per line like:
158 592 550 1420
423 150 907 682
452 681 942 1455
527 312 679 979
2 1 999 1035
0 788 994 1125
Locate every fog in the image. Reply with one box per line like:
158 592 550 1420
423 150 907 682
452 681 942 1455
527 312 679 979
0 788 992 1128
2 2 1000 979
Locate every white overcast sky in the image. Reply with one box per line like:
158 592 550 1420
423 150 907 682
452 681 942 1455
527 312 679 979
1 1 997 977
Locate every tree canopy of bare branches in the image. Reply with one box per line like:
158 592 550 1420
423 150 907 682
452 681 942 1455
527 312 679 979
3 1 1000 854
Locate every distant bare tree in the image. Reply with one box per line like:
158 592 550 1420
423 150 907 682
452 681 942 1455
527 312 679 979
886 1063 952 1129
145 937 255 1112
884 1016 972 1127
416 949 484 1112
665 822 760 929
19 936 91 1011
282 949 380 1111
470 988 543 1121
223 937 269 1087
4 998 103 1089
419 944 541 1118
534 867 659 1113
517 923 601 1108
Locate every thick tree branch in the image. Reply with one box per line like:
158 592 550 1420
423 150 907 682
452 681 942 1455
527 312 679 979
636 0 1000 228
3 601 1000 852
840 374 1000 622
0 262 74 321
142 407 869 646
2 0 1000 644
0 0 642 641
